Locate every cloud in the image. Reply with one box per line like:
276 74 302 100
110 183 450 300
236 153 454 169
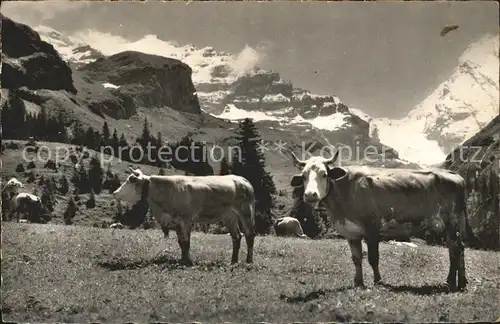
1 0 90 26
228 42 272 77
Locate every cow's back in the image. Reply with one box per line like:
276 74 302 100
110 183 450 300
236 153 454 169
148 175 254 221
339 167 465 223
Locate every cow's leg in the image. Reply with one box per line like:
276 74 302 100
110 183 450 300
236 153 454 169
445 218 466 291
225 216 242 264
365 233 382 285
348 239 365 288
234 204 256 263
160 225 170 238
175 220 193 266
444 219 461 291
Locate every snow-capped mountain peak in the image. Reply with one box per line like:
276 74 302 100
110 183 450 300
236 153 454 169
33 25 498 167
360 33 499 166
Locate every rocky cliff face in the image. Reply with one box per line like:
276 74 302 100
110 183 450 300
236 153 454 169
444 115 500 250
79 51 200 117
1 15 76 93
1 16 201 121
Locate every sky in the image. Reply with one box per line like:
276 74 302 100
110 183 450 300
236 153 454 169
2 0 498 118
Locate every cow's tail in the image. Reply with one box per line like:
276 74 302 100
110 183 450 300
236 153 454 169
236 178 256 237
457 187 481 249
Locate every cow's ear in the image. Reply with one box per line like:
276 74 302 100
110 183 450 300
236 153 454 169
290 174 304 187
328 167 348 181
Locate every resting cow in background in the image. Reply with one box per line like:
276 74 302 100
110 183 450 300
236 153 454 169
113 168 256 265
2 178 26 221
9 192 42 222
274 216 310 239
290 150 469 292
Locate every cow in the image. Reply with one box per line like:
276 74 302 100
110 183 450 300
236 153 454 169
112 167 256 266
290 150 469 292
274 216 310 239
2 177 25 197
8 192 42 222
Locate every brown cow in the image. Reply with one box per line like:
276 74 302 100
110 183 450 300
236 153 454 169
290 150 468 291
274 216 310 239
113 168 256 265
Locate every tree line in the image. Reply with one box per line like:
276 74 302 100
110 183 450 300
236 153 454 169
2 97 213 176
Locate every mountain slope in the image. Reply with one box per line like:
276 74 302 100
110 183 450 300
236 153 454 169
27 23 408 170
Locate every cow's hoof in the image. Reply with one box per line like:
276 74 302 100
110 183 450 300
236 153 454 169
354 282 366 289
179 259 193 267
374 279 383 286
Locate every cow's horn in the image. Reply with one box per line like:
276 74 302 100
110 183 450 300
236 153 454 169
291 152 306 167
323 150 339 165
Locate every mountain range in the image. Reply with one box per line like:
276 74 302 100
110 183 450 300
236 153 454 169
1 15 498 188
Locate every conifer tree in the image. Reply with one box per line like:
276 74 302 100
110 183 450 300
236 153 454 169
64 197 78 225
36 106 48 141
110 129 120 155
71 121 86 146
86 189 96 209
77 163 90 194
231 118 276 234
88 156 104 194
220 157 230 175
102 122 111 145
118 133 130 161
56 111 69 143
59 174 69 195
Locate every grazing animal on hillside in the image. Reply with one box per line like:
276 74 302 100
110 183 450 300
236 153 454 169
274 216 310 239
2 177 25 197
290 150 469 292
9 192 42 222
113 168 256 265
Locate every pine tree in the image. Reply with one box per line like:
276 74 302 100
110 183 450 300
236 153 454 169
232 118 276 234
59 174 69 195
110 129 119 155
3 94 27 139
71 121 86 146
85 127 98 150
102 122 111 145
64 197 78 225
118 133 130 161
158 168 166 175
86 189 96 209
73 187 80 201
138 117 151 149
88 156 104 194
41 185 54 213
35 106 48 141
56 111 69 143
220 157 230 175
77 163 90 194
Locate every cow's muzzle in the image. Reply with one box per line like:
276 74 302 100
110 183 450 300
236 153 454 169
304 192 319 204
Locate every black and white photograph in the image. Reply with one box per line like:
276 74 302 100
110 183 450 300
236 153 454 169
1 0 499 322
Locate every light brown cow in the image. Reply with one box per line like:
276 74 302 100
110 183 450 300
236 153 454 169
290 150 469 292
113 168 256 265
274 216 310 239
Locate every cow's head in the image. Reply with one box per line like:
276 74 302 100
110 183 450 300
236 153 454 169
289 150 348 208
3 178 25 197
112 167 150 204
